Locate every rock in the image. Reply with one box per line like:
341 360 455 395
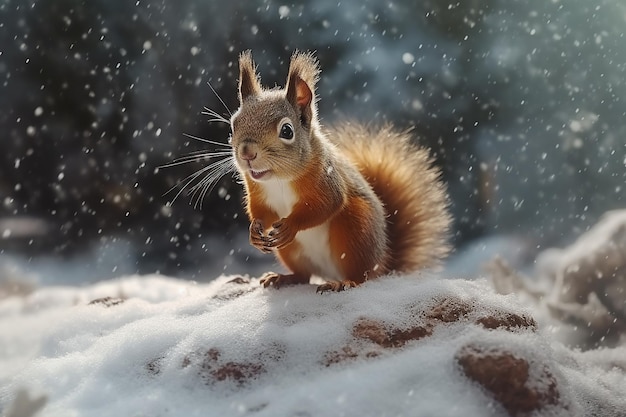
456 345 562 417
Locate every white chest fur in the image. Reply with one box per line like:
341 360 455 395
296 224 342 281
261 179 297 218
260 179 342 281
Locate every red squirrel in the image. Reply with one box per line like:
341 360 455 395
230 50 451 292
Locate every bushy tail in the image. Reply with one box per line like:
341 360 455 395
331 123 452 272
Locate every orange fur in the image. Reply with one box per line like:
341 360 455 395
330 124 452 272
328 193 388 283
287 152 345 232
275 239 307 276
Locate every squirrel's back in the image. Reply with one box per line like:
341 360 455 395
329 123 451 272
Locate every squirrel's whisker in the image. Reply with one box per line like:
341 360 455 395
161 82 235 207
187 158 233 195
182 133 230 147
207 81 233 117
202 107 228 118
160 151 232 168
163 167 210 203
163 157 228 202
189 159 234 209
202 107 231 124
205 118 231 125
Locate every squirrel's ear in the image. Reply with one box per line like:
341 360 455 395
286 75 313 123
238 50 262 103
286 51 320 128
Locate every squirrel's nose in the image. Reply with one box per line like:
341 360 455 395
240 143 257 161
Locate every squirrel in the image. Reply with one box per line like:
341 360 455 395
230 50 451 293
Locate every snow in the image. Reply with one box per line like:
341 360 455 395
2 268 625 416
490 210 626 350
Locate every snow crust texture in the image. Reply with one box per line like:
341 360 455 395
2 274 625 417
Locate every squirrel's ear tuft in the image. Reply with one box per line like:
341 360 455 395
238 50 262 103
286 51 320 128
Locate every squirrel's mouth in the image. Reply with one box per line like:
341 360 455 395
249 169 271 181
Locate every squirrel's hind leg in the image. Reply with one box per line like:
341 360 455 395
259 272 310 289
261 240 313 289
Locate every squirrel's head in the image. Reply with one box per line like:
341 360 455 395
230 50 321 183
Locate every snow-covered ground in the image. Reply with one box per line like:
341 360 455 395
1 273 624 417
2 213 626 417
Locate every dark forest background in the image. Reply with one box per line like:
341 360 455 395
1 0 625 280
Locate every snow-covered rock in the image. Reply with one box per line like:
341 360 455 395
2 274 625 416
490 210 626 349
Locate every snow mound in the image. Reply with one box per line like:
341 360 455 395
2 274 625 417
490 209 626 349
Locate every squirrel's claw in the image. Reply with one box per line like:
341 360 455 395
249 218 295 252
316 280 358 294
250 219 273 253
260 272 310 289
266 219 296 249
251 219 264 235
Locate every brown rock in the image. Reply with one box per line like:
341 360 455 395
352 319 390 346
423 296 538 334
325 318 432 366
145 357 162 375
211 362 265 385
211 280 256 301
352 318 431 348
456 345 560 416
88 296 125 307
182 347 266 387
324 346 360 366
226 277 250 285
476 312 537 331
425 297 473 323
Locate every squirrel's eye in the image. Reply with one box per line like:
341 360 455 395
279 123 294 140
278 121 294 141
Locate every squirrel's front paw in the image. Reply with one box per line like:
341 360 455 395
249 219 272 253
267 218 297 249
